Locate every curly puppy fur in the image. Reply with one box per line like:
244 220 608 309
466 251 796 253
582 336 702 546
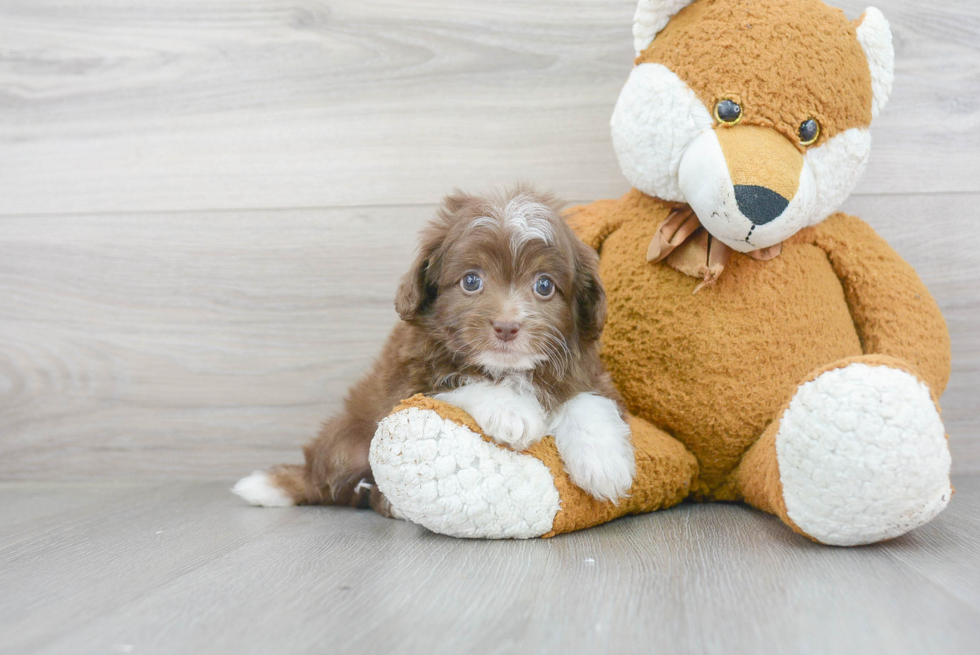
234 186 633 511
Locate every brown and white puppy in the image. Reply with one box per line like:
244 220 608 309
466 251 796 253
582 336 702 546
233 186 634 511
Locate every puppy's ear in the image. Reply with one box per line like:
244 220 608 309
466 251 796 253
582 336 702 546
396 192 474 322
395 208 457 322
394 249 434 323
441 188 474 215
571 239 606 342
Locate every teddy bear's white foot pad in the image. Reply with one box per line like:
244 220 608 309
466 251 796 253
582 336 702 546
370 407 560 539
776 363 951 546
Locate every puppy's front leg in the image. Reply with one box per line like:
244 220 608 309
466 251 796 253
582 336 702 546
550 393 635 503
434 381 548 452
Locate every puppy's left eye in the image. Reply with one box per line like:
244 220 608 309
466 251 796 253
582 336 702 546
460 272 482 293
533 276 555 299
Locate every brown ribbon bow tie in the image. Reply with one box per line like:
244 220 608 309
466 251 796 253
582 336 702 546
646 206 783 292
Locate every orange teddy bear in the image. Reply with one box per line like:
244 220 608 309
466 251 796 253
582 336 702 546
370 0 953 545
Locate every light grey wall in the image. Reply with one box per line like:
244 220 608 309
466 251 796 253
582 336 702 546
0 0 977 479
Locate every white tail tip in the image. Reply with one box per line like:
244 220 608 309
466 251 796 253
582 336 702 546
232 471 295 507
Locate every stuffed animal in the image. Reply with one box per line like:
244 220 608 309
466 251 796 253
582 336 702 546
369 0 953 545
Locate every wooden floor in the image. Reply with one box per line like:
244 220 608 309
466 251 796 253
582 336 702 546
2 476 979 655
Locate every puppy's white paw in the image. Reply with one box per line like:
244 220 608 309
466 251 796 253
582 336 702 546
551 393 635 502
232 471 295 507
435 380 547 452
477 404 549 452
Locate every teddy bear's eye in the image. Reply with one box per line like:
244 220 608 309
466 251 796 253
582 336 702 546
799 119 821 146
714 99 742 125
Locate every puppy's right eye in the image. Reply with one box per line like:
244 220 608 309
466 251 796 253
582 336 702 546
460 272 482 293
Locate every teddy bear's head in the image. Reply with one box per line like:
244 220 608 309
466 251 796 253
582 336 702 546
611 0 894 252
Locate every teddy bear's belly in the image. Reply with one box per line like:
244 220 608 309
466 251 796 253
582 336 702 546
599 231 863 495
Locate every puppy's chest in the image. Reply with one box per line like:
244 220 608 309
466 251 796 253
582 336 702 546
438 372 551 409
433 371 481 393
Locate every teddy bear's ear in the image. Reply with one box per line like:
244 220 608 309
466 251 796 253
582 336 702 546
855 7 895 119
633 0 695 57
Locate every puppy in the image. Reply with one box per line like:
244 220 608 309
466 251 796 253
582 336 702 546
233 186 635 512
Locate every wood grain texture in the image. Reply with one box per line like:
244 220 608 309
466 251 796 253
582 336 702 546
1 476 978 654
0 0 977 480
1 2 977 651
0 206 427 479
1 193 977 479
0 0 978 215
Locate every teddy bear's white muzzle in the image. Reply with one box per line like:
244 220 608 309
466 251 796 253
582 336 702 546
678 129 818 252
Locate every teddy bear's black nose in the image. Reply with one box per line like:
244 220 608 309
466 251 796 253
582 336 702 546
734 185 789 225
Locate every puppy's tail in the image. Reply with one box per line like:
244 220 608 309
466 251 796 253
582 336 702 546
232 465 308 507
232 464 377 509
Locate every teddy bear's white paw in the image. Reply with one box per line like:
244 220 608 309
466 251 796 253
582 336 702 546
369 407 560 539
434 382 548 452
776 363 951 546
550 393 635 502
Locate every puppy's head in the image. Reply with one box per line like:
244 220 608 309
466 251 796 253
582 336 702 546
396 186 605 375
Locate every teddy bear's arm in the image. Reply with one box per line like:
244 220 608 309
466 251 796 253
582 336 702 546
563 199 628 250
810 213 951 394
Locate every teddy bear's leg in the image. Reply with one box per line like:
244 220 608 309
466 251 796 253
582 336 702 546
370 395 698 538
731 356 952 546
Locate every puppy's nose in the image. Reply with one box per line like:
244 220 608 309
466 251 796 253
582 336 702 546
733 185 789 225
493 321 520 342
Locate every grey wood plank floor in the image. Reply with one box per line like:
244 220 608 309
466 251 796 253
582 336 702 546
2 476 979 655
